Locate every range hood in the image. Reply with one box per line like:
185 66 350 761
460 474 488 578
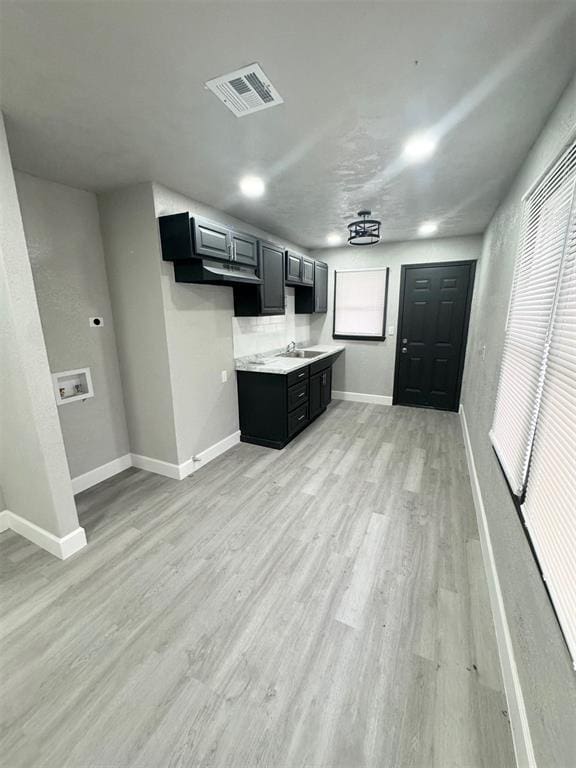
174 259 262 287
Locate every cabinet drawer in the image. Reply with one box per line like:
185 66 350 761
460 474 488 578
287 366 309 387
288 380 309 412
288 403 308 436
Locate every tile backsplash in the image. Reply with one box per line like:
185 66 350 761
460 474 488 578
232 289 312 358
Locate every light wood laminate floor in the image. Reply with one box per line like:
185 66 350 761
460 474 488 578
0 402 515 768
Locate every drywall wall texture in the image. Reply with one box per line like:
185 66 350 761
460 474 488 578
15 172 129 479
98 184 179 465
152 183 310 464
232 289 310 359
461 76 576 767
310 236 482 397
0 113 79 537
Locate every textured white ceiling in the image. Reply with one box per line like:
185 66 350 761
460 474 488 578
1 1 575 249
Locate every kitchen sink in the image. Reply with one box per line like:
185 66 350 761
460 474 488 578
277 350 323 359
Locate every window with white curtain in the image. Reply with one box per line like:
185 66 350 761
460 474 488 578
333 268 389 341
490 137 576 666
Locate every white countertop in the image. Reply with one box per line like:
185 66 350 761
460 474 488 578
235 344 345 375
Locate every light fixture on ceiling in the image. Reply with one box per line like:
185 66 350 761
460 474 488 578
347 210 381 246
403 133 437 163
239 175 265 198
418 220 438 237
326 233 342 246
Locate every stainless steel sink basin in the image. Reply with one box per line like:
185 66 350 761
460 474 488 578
277 350 323 359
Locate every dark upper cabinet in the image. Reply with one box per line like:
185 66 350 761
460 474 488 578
285 251 315 287
294 260 328 314
231 231 258 267
160 213 260 271
159 212 194 261
193 217 231 261
233 240 285 316
314 261 328 312
301 257 315 286
285 251 302 285
260 241 285 314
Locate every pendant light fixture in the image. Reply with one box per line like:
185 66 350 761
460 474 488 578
347 210 381 246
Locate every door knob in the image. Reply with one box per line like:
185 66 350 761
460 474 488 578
402 347 407 353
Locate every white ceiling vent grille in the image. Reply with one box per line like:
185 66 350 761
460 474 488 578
204 63 283 117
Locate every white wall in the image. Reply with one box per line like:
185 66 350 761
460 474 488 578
15 172 130 479
461 76 576 767
0 112 80 538
310 235 483 397
98 183 180 465
232 289 311 359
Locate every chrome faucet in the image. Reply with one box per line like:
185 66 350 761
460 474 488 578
286 340 296 353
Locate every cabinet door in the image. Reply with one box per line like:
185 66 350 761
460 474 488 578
193 217 231 261
285 251 302 284
260 242 285 315
309 371 323 419
321 366 332 408
314 262 328 312
301 258 315 286
232 231 258 267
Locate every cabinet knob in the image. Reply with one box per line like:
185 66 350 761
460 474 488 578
401 347 407 354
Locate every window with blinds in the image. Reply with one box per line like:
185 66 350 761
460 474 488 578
333 268 389 341
490 137 576 666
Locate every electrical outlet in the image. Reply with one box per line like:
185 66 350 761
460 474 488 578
221 370 228 383
388 325 395 336
89 317 103 327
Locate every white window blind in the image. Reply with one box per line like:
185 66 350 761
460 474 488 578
333 268 388 340
522 198 576 666
490 143 576 495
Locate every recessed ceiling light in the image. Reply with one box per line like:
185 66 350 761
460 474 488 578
403 133 437 163
326 233 342 246
239 175 265 198
418 221 438 237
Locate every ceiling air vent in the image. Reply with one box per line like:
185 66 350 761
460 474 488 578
204 63 283 117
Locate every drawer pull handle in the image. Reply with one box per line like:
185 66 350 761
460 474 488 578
298 392 305 398
298 415 305 421
298 373 305 378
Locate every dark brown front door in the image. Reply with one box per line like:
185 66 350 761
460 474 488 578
393 261 475 412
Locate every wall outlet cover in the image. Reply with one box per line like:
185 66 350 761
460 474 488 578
221 370 228 383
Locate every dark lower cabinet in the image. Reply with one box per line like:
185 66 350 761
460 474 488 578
237 358 335 449
310 366 332 419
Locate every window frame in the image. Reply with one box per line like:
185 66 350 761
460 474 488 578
332 267 389 342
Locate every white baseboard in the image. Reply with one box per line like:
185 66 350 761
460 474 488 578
178 430 241 478
459 405 536 768
0 510 87 560
131 452 182 480
0 510 10 533
71 453 132 494
332 390 392 406
132 430 241 481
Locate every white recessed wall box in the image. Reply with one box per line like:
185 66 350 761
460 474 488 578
52 367 94 406
204 63 284 117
